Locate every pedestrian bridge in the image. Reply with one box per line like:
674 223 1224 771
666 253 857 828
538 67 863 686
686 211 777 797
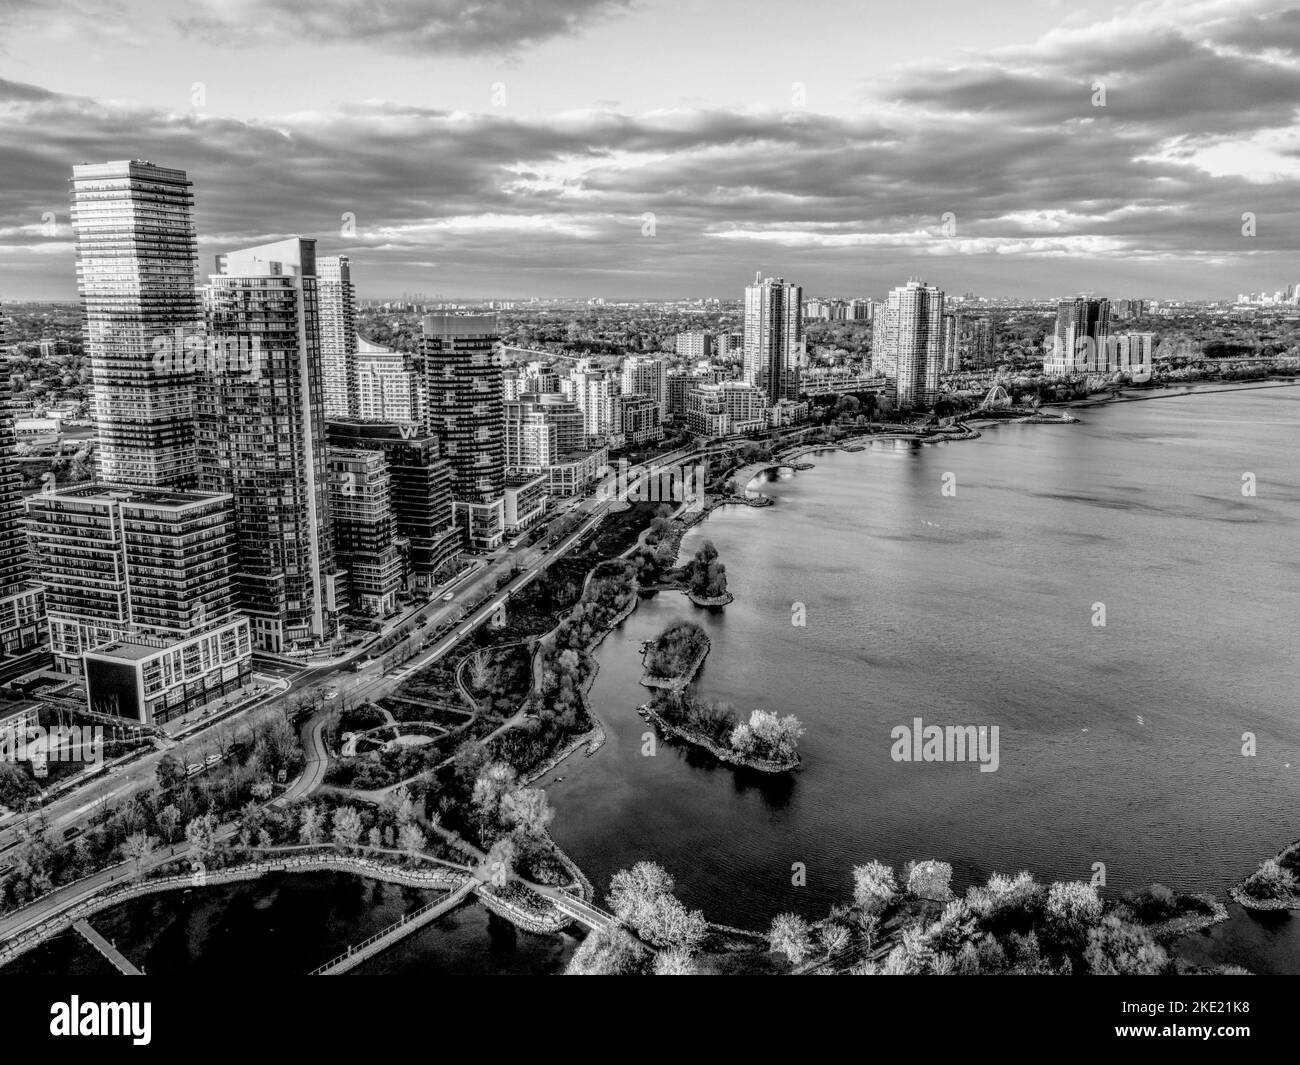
551 893 616 932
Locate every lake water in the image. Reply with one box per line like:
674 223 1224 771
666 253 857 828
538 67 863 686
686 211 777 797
547 384 1300 965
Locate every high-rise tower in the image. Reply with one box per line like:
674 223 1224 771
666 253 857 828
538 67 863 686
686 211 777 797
743 274 803 404
881 279 944 409
200 238 338 652
70 160 201 488
419 315 505 551
318 255 358 418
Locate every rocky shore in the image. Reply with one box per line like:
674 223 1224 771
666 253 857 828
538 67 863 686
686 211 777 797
636 702 800 774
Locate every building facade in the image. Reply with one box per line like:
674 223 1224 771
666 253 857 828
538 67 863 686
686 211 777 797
326 420 461 592
200 237 338 652
318 255 358 419
0 322 45 657
327 448 407 616
620 355 668 422
24 485 251 722
1045 297 1111 375
880 279 944 408
70 160 202 488
743 274 803 403
420 315 505 551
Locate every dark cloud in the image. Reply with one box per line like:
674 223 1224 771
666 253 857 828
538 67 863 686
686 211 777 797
175 0 636 56
3 1 1299 299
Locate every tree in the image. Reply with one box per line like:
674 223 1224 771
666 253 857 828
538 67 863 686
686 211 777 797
298 804 325 845
653 947 697 975
184 814 221 865
731 709 804 762
1242 857 1297 901
821 922 851 957
500 787 554 837
853 860 897 913
398 822 426 854
121 832 158 878
1084 915 1168 975
1045 881 1103 932
606 861 706 950
905 860 954 902
567 925 644 975
769 912 813 966
331 806 363 849
156 754 185 791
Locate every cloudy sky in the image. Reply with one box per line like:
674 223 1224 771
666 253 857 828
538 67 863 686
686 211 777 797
2 0 1299 300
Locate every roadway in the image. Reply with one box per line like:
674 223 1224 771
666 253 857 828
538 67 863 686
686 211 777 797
0 441 714 861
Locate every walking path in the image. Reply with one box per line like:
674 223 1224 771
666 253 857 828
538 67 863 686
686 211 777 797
73 919 142 975
311 880 477 975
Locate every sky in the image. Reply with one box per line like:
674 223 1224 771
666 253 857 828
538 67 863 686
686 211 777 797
1 0 1299 301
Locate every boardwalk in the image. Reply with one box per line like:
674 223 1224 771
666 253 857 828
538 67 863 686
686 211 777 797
311 880 476 975
73 920 142 975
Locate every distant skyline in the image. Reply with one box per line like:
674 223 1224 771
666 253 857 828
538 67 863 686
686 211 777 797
3 0 1300 301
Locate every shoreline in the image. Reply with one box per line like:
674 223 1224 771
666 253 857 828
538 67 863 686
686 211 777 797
639 637 710 692
636 702 800 774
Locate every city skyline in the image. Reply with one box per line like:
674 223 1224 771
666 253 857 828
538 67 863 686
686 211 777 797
3 0 1300 302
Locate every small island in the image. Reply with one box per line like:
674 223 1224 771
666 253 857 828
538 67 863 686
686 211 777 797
639 621 710 691
1231 840 1300 910
639 690 803 772
684 540 733 607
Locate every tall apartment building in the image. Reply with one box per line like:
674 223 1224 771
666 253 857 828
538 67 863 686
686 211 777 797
25 485 251 723
70 160 201 488
327 448 407 616
849 298 875 322
715 332 745 362
965 317 998 369
612 394 664 448
1111 332 1155 376
419 314 505 551
504 396 577 467
200 237 338 652
326 420 461 591
358 350 420 422
675 331 713 360
620 355 668 422
566 363 615 439
879 279 944 408
685 381 768 438
1045 297 1111 375
743 274 803 403
0 318 45 657
941 312 962 374
318 255 358 419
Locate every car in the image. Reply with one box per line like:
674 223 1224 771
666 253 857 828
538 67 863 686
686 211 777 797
441 591 455 602
204 753 220 767
61 826 83 841
325 687 339 700
186 763 204 777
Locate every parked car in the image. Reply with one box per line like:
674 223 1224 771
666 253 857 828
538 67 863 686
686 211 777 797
204 753 220 767
186 763 204 777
